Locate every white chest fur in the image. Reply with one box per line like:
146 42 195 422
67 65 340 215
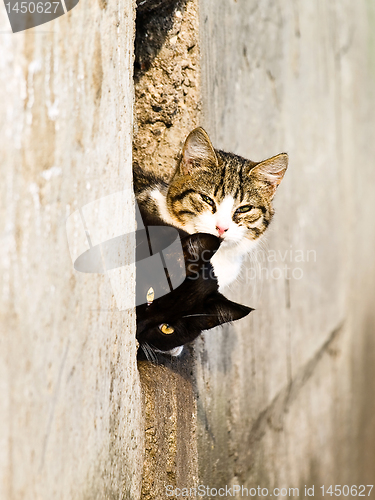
211 248 244 290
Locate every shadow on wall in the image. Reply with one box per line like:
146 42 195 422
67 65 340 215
135 0 188 78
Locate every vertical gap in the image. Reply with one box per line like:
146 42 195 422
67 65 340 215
133 0 201 497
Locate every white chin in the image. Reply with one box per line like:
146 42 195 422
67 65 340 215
165 346 184 357
221 236 242 247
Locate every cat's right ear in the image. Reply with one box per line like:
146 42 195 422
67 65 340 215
180 127 218 175
199 295 253 330
249 153 288 199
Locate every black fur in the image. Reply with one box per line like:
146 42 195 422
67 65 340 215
136 215 253 355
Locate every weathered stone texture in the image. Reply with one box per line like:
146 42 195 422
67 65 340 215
0 2 143 499
133 0 200 179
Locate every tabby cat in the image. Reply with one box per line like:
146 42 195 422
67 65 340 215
134 127 288 289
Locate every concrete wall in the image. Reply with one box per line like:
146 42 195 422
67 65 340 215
0 2 143 499
197 0 375 493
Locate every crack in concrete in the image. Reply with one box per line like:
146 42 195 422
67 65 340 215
247 320 345 446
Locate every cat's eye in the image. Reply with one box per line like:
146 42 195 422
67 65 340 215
159 323 175 335
236 205 253 214
200 194 215 208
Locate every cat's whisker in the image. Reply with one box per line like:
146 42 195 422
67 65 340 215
182 313 218 318
141 342 158 364
141 343 151 362
141 342 152 362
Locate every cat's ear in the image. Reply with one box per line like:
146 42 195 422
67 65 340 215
182 233 221 262
180 127 218 175
199 295 253 330
250 153 288 198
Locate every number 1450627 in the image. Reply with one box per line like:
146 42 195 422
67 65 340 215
321 485 373 496
5 2 61 14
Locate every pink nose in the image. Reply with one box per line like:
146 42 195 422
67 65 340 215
216 225 229 237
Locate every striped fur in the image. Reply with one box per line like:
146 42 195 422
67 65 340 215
133 128 288 288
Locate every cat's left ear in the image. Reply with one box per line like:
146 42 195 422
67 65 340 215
180 127 218 175
250 153 288 199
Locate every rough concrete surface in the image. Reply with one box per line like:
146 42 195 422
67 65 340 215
0 1 143 499
138 355 198 499
197 0 375 493
133 0 200 180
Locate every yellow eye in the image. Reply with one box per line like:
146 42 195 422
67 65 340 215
200 194 215 207
236 205 253 214
159 324 175 335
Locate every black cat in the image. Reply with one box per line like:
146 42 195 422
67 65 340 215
136 215 253 358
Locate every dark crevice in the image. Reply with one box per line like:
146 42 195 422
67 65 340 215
134 0 188 80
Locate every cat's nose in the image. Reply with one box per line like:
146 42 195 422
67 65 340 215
216 225 229 237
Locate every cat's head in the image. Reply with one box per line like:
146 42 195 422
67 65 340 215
136 232 252 357
166 127 288 251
